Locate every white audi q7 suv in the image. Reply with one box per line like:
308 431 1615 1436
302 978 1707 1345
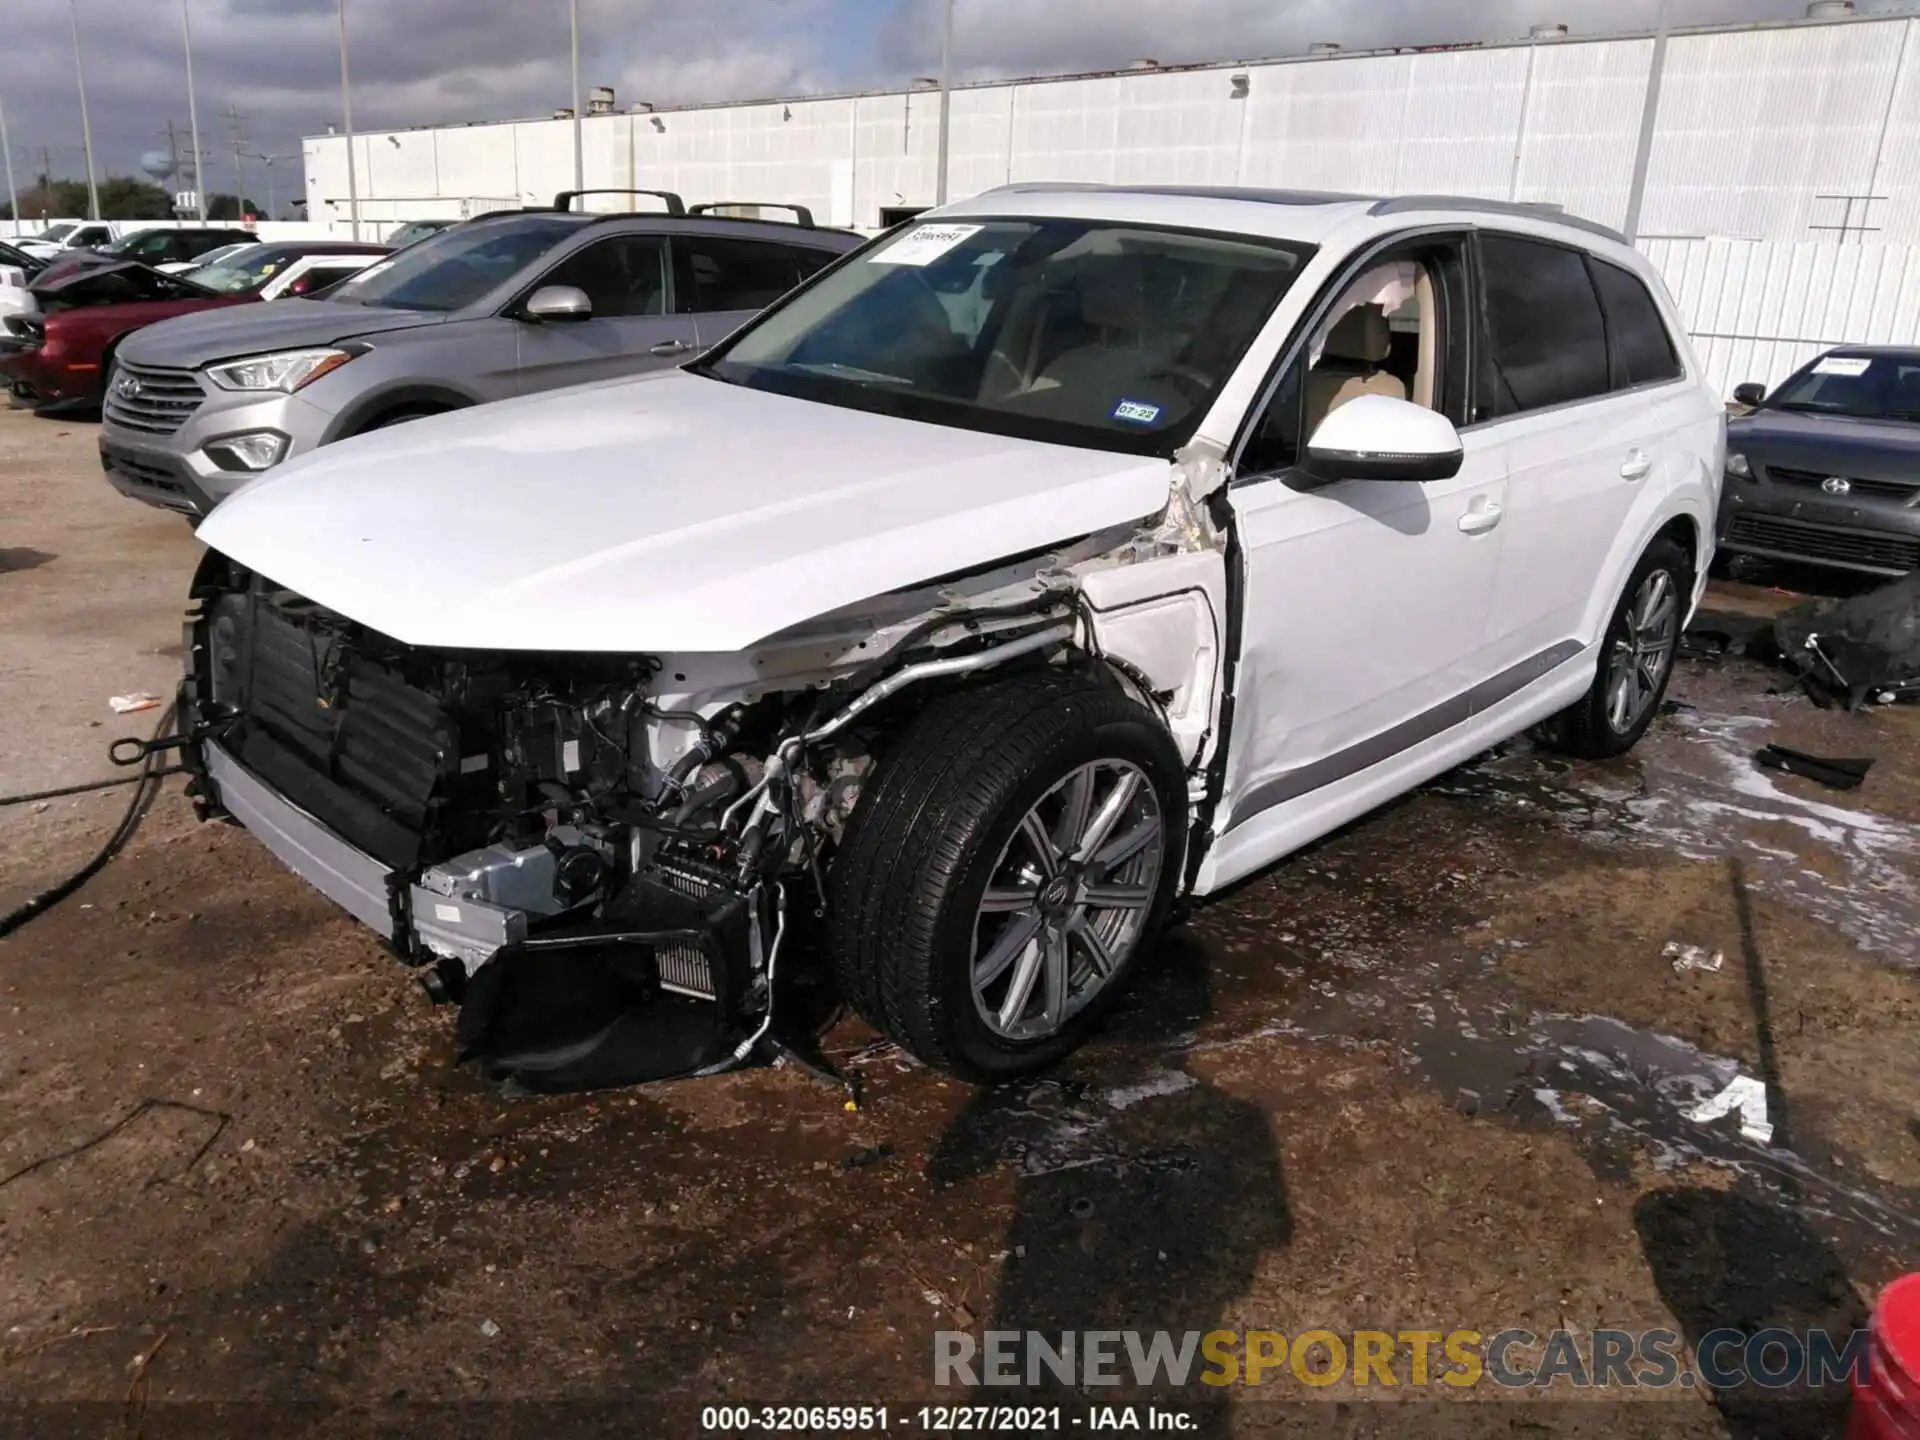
177 185 1724 1091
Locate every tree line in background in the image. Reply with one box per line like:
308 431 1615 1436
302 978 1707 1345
1 176 266 222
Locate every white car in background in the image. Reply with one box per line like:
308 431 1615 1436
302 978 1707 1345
158 242 254 275
0 247 36 320
182 185 1724 1092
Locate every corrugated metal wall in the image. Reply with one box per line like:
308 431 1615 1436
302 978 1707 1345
301 13 1920 394
1647 236 1920 393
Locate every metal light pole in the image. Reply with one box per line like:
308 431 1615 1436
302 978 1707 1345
570 0 585 194
338 0 360 239
181 0 208 221
934 0 955 205
67 0 101 220
0 99 18 239
1623 0 1673 243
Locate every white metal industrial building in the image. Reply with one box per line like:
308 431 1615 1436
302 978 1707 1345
303 3 1920 393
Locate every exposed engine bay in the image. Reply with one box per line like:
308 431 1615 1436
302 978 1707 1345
178 527 1225 1092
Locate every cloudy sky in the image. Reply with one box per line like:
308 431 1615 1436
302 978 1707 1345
0 0 1870 196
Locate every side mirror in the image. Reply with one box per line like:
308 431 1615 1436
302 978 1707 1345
1302 394 1464 484
1732 382 1766 408
524 284 592 322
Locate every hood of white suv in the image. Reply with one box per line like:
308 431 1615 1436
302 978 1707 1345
196 370 1174 653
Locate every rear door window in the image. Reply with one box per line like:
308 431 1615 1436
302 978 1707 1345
675 237 801 313
789 245 839 282
1477 234 1611 420
1590 259 1682 388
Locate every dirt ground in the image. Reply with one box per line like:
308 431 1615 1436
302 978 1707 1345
2 405 1916 1439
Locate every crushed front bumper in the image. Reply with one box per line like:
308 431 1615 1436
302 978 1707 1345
201 738 399 936
189 731 764 1091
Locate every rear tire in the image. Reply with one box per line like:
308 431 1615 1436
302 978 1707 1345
828 670 1186 1081
1538 536 1691 759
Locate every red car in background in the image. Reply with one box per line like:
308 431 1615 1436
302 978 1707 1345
1 263 252 414
1 242 389 415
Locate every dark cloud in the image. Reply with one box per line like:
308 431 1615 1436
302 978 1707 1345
879 0 1826 79
0 0 1865 203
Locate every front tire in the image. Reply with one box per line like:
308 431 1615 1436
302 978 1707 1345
1539 535 1691 759
829 670 1186 1081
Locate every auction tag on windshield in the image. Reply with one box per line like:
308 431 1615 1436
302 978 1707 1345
871 223 982 266
1814 355 1872 377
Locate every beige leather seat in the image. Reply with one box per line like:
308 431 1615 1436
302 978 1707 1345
1021 256 1190 403
1304 306 1406 439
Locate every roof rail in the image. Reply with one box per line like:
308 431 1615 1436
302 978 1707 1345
1368 195 1627 243
463 207 533 223
689 201 815 228
981 182 1373 206
552 188 686 215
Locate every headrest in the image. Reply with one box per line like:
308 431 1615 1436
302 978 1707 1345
1322 305 1391 364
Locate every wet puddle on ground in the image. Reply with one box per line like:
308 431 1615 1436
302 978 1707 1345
991 679 1920 1268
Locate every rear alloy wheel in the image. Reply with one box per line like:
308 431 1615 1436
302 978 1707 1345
1539 535 1691 759
829 671 1185 1080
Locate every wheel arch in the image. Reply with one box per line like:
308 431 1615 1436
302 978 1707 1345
325 381 482 442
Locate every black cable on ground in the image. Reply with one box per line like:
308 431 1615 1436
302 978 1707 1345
0 768 185 809
0 704 179 941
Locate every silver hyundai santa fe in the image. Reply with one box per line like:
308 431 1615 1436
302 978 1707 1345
98 194 860 517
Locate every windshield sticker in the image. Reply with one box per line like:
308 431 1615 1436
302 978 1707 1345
1112 399 1163 426
871 224 982 267
1814 356 1872 377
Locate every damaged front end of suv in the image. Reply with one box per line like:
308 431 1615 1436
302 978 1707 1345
178 514 1224 1091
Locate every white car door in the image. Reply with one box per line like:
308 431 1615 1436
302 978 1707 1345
1208 233 1511 885
1468 233 1694 672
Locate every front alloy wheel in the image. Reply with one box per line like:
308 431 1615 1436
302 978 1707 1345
971 759 1166 1042
829 671 1187 1080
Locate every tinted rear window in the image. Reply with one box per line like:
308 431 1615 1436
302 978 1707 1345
677 237 802 313
1592 259 1681 388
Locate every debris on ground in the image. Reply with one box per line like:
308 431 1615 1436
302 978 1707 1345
1774 575 1920 709
1687 1075 1775 1145
107 693 164 715
1663 942 1726 974
1756 743 1877 792
478 1319 501 1339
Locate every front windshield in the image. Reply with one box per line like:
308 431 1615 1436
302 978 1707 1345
324 216 579 312
1768 353 1920 421
35 223 76 243
698 217 1312 454
183 246 290 294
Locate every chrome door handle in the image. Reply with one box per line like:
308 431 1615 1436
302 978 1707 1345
1458 501 1504 535
1621 452 1653 482
649 338 693 357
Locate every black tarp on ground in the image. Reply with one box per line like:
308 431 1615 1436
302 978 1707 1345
1772 574 1920 709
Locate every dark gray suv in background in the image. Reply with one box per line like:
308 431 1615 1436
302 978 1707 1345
98 192 862 517
1719 347 1920 576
